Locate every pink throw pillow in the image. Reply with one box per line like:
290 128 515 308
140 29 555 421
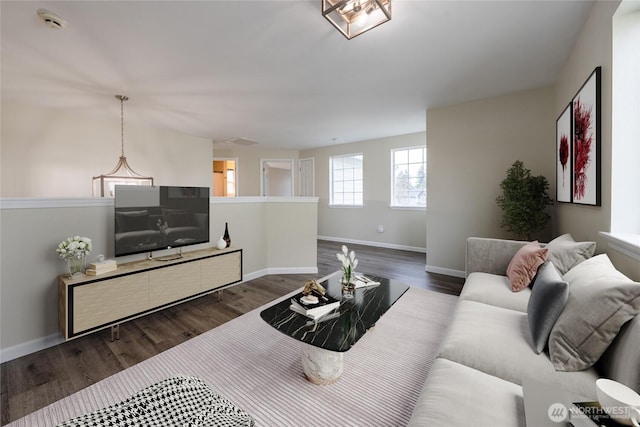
506 241 549 292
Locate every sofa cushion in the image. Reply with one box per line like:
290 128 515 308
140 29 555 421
407 358 526 427
549 254 640 372
460 272 530 312
546 233 595 275
506 241 548 291
527 262 569 354
438 300 599 398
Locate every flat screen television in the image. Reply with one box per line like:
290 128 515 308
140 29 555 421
114 185 210 257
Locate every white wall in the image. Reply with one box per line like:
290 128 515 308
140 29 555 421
263 165 292 196
612 6 640 235
300 132 427 251
211 197 318 276
0 197 318 362
1 102 212 197
426 87 556 275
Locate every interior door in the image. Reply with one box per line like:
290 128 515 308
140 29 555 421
299 158 315 197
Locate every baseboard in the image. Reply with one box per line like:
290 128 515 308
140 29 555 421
242 269 269 282
242 266 318 282
265 266 318 275
425 264 466 278
1 333 64 364
318 236 426 254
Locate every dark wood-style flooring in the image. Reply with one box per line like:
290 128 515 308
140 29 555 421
0 240 463 425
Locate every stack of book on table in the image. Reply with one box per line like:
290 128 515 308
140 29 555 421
290 291 340 320
86 259 117 276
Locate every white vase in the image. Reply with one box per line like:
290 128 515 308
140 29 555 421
216 236 226 250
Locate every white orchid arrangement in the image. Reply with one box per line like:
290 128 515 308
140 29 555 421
56 236 93 260
336 244 358 284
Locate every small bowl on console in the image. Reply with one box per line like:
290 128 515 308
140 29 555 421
596 378 640 426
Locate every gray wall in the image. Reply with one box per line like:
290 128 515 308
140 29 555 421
425 0 639 281
554 0 614 247
426 87 556 276
554 0 639 280
0 201 112 356
0 197 318 362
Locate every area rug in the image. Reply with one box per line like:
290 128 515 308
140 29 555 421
8 287 458 427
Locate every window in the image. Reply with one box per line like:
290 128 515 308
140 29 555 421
330 154 363 206
391 146 426 208
605 3 640 259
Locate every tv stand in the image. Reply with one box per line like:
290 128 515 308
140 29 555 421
58 247 242 340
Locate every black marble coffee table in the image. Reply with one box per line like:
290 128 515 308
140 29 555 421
260 271 410 384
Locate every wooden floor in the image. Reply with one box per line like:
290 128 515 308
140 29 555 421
0 240 463 425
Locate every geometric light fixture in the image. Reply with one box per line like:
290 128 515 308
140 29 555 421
322 0 391 39
92 95 154 197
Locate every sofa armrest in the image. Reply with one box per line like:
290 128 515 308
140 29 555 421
465 237 530 277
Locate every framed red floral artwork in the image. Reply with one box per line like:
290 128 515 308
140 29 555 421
571 66 601 206
556 103 572 203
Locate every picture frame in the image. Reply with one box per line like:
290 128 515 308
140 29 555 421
571 66 601 206
556 103 572 203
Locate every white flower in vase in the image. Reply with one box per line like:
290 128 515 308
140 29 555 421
56 236 93 277
336 244 358 286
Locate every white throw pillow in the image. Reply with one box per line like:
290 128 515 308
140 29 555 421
549 255 640 372
546 233 595 275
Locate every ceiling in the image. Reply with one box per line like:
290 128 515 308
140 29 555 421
0 1 593 150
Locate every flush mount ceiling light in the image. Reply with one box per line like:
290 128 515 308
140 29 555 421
92 95 154 197
322 0 391 39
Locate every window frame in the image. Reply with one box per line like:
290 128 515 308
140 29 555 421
390 146 427 209
329 153 364 207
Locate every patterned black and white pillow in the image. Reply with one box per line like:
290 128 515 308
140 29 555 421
57 375 254 427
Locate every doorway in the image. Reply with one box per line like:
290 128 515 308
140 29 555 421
261 159 294 197
213 159 237 197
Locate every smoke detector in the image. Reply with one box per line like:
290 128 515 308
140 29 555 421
37 9 67 29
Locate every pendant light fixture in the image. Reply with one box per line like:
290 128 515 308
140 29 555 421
322 0 391 39
92 95 154 197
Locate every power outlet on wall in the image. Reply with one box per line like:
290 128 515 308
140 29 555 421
377 225 384 233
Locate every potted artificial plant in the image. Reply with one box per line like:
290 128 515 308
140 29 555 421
496 160 553 241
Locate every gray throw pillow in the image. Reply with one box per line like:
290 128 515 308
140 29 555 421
527 262 569 354
546 233 595 275
549 254 640 371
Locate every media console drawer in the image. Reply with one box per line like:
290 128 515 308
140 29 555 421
58 248 242 340
201 250 242 291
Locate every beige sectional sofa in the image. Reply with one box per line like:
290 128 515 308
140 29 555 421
408 237 640 426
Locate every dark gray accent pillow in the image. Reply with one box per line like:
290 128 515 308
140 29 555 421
527 262 569 353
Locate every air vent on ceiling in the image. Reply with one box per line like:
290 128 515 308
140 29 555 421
226 137 259 146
